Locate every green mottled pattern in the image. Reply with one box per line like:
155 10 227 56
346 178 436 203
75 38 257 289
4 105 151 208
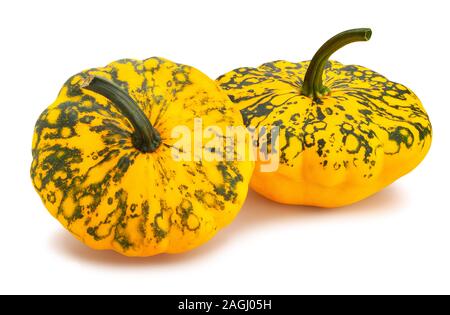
31 57 253 255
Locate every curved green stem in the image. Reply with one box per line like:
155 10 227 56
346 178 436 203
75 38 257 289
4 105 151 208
301 28 372 99
81 76 161 153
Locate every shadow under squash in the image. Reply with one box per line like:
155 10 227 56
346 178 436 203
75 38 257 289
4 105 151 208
49 185 405 267
233 185 405 231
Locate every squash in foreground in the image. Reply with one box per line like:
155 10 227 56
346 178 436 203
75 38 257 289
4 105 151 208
31 57 254 256
217 29 432 207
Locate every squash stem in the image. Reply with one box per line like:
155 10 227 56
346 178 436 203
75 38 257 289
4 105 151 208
301 28 372 99
81 76 161 153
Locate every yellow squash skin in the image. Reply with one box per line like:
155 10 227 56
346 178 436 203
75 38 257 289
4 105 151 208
31 57 254 256
217 59 432 207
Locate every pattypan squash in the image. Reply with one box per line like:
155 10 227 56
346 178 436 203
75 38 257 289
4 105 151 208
217 29 432 207
31 57 254 256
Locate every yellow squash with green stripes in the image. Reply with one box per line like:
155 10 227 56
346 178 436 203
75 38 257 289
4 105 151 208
217 29 432 207
31 57 254 256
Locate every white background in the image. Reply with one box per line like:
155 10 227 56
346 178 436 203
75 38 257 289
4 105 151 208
1 0 449 295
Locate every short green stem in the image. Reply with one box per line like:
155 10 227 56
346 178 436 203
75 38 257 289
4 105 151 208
81 76 161 153
301 28 372 99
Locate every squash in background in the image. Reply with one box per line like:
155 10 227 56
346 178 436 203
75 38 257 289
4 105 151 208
217 29 432 207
